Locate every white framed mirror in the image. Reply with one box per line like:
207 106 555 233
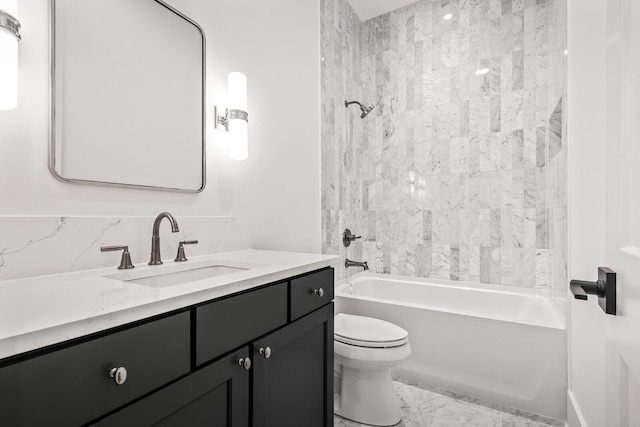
49 0 206 192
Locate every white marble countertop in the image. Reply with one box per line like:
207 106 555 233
0 249 340 360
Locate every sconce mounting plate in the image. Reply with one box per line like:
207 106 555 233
215 106 248 132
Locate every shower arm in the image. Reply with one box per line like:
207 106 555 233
344 100 364 109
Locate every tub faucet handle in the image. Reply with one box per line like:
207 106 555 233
343 229 362 247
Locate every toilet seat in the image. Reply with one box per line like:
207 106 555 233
334 313 408 348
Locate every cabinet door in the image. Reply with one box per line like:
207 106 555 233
252 303 333 427
93 347 251 427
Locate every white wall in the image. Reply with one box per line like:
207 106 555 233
567 0 607 425
0 0 320 271
177 0 322 253
0 0 223 216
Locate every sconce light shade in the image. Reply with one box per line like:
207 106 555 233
227 72 248 161
0 0 20 110
215 72 249 161
227 72 247 112
228 115 248 161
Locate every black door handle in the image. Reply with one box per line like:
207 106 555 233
570 280 602 300
570 267 616 315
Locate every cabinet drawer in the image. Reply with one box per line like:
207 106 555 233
290 268 334 321
196 282 287 366
0 311 190 427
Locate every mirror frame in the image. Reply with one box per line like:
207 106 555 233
48 0 207 193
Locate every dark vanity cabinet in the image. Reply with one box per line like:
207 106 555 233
0 267 334 427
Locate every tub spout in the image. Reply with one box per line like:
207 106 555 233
345 259 369 271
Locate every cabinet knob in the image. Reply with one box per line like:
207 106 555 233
314 288 325 298
109 367 128 385
238 357 252 370
259 347 272 359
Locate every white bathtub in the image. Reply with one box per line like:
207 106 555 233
335 272 567 420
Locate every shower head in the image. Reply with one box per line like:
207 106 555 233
360 104 374 119
345 100 375 119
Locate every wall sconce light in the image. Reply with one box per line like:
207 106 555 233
215 72 248 161
0 0 20 110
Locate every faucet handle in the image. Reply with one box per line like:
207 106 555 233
175 240 198 262
101 245 135 270
342 229 362 247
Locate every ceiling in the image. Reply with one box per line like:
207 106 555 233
346 0 421 21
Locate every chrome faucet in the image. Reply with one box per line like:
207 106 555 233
149 212 180 265
345 259 369 271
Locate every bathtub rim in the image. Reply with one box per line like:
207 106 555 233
336 272 566 330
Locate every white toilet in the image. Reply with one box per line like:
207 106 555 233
333 313 411 426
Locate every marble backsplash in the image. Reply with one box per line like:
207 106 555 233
0 216 248 281
321 0 567 300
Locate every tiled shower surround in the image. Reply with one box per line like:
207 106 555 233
321 0 567 299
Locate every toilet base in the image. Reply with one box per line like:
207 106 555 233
334 365 402 426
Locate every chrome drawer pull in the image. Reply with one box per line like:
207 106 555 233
259 347 272 359
314 288 325 298
109 367 128 385
238 357 252 370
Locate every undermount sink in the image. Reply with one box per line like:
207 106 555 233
105 259 264 288
127 265 248 287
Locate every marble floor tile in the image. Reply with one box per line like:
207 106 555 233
394 381 441 426
333 415 365 427
333 380 565 427
430 397 501 427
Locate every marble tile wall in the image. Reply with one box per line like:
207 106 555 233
545 0 567 313
321 0 567 300
0 216 248 281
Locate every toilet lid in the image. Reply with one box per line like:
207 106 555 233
334 313 408 348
